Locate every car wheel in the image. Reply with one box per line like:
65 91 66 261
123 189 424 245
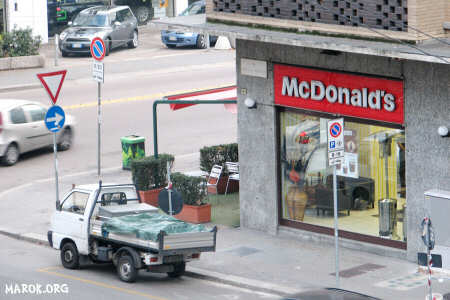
61 242 80 269
134 6 150 25
117 255 137 283
167 262 186 278
128 31 138 49
105 38 111 56
61 50 68 57
58 128 72 151
2 143 19 166
196 34 207 49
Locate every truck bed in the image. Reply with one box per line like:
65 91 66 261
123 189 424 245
90 219 217 255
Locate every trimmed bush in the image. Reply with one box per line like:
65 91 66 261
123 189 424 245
171 172 207 206
200 143 238 175
131 154 175 191
0 28 41 58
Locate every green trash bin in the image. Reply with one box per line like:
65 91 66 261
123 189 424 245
121 135 145 170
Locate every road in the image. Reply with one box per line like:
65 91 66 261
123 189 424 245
0 235 278 300
0 29 237 191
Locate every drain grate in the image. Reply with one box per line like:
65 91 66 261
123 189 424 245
330 263 385 278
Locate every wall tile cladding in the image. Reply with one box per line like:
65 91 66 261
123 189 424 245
213 0 408 31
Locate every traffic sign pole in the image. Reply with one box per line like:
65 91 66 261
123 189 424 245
53 132 60 210
333 163 339 288
98 81 102 181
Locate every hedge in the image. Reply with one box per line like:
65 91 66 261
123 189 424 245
199 143 238 175
131 154 175 191
0 28 41 58
171 172 207 206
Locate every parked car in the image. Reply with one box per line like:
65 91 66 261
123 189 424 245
282 288 381 300
58 6 138 57
161 0 217 49
0 100 75 166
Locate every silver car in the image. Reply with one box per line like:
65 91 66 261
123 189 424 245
0 100 75 166
59 6 138 57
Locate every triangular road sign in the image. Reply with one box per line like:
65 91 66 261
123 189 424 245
37 70 67 104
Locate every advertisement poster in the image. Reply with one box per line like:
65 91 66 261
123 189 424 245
336 129 359 178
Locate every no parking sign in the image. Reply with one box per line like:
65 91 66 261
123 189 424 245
327 118 344 166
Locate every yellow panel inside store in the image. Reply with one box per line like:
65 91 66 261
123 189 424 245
280 111 406 241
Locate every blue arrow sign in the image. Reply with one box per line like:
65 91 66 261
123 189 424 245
45 106 65 133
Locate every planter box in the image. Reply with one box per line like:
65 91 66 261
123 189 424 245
207 175 239 194
0 55 45 71
138 188 163 207
175 203 211 224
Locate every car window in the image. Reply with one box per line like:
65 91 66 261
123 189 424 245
9 107 27 124
22 104 46 122
179 1 205 16
61 191 90 215
73 10 108 27
109 12 117 24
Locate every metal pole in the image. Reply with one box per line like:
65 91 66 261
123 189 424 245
97 81 101 181
54 34 59 66
53 132 60 210
333 164 340 288
426 219 432 300
167 161 172 216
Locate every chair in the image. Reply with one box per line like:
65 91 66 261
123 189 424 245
207 165 223 194
225 162 239 195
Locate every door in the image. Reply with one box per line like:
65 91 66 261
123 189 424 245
112 9 129 46
6 106 35 153
55 191 90 242
21 104 52 150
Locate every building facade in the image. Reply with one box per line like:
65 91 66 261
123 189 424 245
198 0 449 261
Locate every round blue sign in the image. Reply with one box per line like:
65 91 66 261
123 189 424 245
45 106 65 133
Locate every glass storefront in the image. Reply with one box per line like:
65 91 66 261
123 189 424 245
0 0 4 34
280 110 406 242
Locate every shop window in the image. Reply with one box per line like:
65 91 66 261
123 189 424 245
279 111 406 241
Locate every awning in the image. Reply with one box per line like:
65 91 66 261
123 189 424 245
165 86 237 114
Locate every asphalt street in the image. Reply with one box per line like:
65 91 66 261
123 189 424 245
0 28 237 192
0 235 278 300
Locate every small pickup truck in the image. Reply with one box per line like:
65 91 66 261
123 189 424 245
48 183 217 282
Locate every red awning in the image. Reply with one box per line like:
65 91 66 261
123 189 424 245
165 86 237 114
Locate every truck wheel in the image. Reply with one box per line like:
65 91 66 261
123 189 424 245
61 242 80 269
135 6 150 25
117 255 137 282
167 262 186 278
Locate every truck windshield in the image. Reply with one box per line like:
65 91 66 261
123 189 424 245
73 12 108 27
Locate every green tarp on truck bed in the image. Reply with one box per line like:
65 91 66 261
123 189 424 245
101 213 208 242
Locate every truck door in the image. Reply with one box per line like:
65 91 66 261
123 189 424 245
54 191 90 252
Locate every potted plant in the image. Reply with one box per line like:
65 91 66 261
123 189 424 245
200 143 239 194
131 154 174 207
171 172 211 223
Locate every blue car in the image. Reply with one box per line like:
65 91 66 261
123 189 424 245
161 0 217 49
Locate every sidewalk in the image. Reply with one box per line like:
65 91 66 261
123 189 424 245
0 163 449 299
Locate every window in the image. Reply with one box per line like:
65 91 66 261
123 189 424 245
279 110 406 241
9 107 27 124
61 191 90 214
23 104 46 122
101 192 127 206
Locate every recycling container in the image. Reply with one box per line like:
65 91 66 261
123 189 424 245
121 135 145 170
378 198 397 238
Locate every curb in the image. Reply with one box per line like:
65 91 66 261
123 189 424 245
0 83 42 94
0 228 297 297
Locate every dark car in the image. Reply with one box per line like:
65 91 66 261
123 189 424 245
283 288 381 300
58 6 138 57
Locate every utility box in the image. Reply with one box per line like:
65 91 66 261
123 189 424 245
423 189 450 270
121 135 145 170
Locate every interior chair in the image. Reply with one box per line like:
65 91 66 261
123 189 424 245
207 165 223 195
225 162 239 195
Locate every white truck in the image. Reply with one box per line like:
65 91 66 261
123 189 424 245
48 183 217 282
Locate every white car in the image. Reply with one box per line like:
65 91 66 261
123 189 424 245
0 99 75 166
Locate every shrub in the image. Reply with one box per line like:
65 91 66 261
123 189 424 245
171 172 207 206
199 143 238 175
0 28 41 58
131 154 175 191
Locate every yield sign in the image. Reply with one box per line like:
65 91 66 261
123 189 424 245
37 70 67 104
